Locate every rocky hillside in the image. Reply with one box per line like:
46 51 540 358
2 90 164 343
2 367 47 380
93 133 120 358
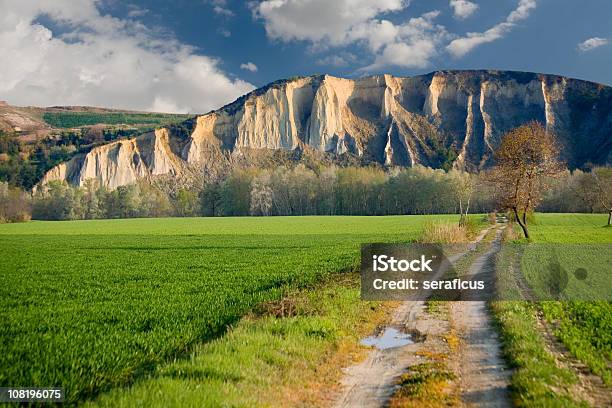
41 70 612 189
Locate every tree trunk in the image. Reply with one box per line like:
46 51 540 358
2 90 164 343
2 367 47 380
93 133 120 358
608 210 611 226
513 207 530 239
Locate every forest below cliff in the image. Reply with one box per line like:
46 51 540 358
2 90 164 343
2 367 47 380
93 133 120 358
1 164 610 223
0 126 181 190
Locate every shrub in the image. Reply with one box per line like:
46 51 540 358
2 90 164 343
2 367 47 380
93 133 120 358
0 182 31 223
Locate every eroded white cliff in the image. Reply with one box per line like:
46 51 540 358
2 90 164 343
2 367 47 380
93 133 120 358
40 71 611 189
42 128 181 190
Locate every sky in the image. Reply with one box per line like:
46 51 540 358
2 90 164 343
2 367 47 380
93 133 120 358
0 0 610 113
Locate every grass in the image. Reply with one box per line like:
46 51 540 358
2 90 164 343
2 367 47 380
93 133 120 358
541 301 612 385
519 243 611 300
0 215 458 236
0 215 453 403
90 274 395 407
490 301 583 407
522 214 612 386
492 213 611 406
527 213 611 243
42 112 190 128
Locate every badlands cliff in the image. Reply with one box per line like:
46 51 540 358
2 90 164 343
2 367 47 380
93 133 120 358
41 70 612 189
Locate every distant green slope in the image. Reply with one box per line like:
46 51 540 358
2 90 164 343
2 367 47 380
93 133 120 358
42 112 190 128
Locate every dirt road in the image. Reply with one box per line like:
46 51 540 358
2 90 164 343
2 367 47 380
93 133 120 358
335 227 511 408
450 228 511 407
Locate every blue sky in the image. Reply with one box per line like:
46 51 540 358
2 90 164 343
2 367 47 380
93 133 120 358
0 0 610 113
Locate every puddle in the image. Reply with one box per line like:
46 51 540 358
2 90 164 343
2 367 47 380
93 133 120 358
360 326 414 350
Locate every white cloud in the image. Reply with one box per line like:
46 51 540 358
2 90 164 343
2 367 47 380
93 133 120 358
449 0 478 20
240 62 258 72
317 51 357 67
126 5 149 18
208 0 233 16
577 37 608 52
317 52 357 67
254 0 452 70
362 11 450 70
317 55 349 67
254 0 407 46
0 0 253 113
218 28 232 37
447 0 536 58
213 6 234 17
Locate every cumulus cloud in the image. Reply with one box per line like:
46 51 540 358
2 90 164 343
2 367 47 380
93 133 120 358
0 0 253 113
577 37 608 52
240 62 258 72
213 6 234 17
447 0 536 58
362 11 450 70
449 0 478 20
317 52 357 67
254 0 451 70
208 0 233 17
254 0 406 46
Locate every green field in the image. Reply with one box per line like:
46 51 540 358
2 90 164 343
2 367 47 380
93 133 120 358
528 213 611 243
529 214 612 386
517 214 612 300
1 214 609 405
42 112 190 128
0 215 456 403
493 213 612 406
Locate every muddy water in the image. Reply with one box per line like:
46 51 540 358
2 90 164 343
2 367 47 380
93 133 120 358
360 326 413 350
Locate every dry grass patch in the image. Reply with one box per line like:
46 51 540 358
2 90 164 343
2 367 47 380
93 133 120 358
420 221 468 243
501 223 521 241
388 362 458 408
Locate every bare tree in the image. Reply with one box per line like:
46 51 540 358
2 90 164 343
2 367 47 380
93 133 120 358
592 167 612 226
450 170 474 226
250 172 273 216
487 122 563 239
573 171 600 213
0 182 31 223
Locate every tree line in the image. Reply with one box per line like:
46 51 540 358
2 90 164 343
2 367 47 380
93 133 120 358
0 163 608 224
21 166 492 220
201 165 494 217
